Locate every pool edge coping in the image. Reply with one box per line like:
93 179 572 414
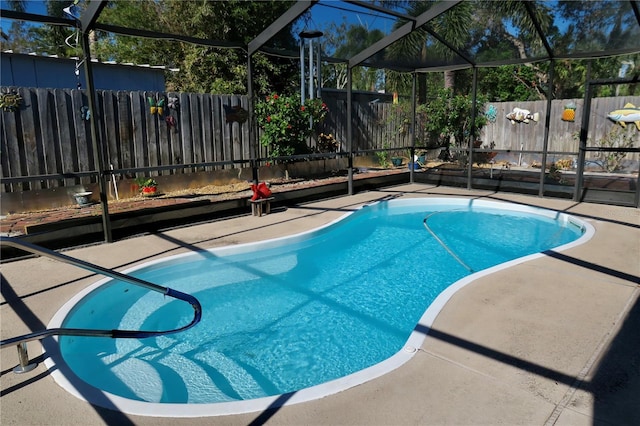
43 197 596 418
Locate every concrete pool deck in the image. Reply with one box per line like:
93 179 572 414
1 184 639 425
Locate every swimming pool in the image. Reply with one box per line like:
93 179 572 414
46 197 593 417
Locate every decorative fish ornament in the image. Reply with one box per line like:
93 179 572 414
506 107 539 125
607 103 640 130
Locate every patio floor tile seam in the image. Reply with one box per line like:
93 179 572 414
544 285 640 425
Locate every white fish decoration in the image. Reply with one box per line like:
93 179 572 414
506 107 540 125
607 103 640 130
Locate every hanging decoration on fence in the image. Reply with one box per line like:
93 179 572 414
561 102 577 122
168 96 180 110
148 96 165 116
80 106 90 121
223 104 249 123
607 103 640 130
164 95 179 129
485 105 497 123
505 107 539 125
0 91 23 112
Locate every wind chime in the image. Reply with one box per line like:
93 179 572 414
299 30 323 105
63 2 90 120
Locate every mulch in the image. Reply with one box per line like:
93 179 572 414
0 169 406 236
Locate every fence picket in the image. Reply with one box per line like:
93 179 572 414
131 91 145 172
54 89 77 186
1 87 637 193
22 88 41 188
179 93 193 167
117 90 133 170
167 92 181 171
1 89 20 190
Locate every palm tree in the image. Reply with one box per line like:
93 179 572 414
383 0 552 99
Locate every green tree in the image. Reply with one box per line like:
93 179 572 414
33 1 79 56
158 0 299 94
23 0 301 95
254 94 328 160
1 0 79 57
417 88 487 150
385 0 474 101
384 0 553 100
330 25 386 91
475 65 544 102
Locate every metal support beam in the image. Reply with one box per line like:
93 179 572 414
574 73 640 206
574 61 593 202
349 21 413 68
80 31 112 243
523 1 554 58
539 60 555 197
79 0 107 33
94 23 244 49
410 73 417 184
630 0 640 26
247 55 258 185
345 0 416 22
347 68 353 196
467 67 478 190
349 0 461 68
0 9 72 26
248 0 317 55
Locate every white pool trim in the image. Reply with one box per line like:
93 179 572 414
45 197 595 417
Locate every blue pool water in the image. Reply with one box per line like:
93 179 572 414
50 198 590 412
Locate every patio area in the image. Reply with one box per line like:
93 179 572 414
1 183 639 425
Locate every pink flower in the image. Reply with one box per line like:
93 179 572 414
267 116 271 122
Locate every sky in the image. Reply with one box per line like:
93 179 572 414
308 0 397 34
1 0 398 36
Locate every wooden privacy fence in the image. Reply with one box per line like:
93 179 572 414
1 87 638 193
481 96 640 160
1 87 252 192
356 96 640 158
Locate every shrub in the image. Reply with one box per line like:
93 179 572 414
416 88 488 155
255 94 328 161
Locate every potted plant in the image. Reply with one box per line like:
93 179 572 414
135 177 158 196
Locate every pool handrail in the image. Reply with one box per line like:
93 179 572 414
0 236 202 373
423 212 475 273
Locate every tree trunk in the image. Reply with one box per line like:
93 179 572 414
444 70 455 89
